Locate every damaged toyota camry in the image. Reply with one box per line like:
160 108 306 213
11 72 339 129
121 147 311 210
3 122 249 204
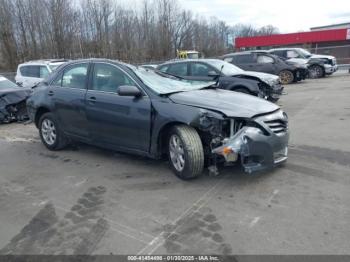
27 59 289 179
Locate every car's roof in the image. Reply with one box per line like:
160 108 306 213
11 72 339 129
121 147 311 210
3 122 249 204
160 58 222 65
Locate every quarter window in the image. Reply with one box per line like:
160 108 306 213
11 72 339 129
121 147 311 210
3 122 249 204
61 64 88 89
92 63 135 93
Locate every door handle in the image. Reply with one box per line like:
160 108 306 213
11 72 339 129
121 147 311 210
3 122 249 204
48 90 54 96
88 96 97 104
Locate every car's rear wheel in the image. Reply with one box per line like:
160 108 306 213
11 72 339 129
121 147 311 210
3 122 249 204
39 112 68 150
309 65 324 78
279 70 294 84
168 125 204 180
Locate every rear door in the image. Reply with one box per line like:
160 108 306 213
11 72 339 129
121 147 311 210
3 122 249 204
85 62 152 152
231 54 256 71
49 62 90 139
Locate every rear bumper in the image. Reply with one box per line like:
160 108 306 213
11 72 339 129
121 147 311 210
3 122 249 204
212 126 289 173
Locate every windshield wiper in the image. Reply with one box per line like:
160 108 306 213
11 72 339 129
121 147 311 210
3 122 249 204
154 70 185 80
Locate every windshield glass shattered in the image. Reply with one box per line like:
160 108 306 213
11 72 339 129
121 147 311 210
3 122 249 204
206 60 244 76
130 66 215 94
0 76 19 90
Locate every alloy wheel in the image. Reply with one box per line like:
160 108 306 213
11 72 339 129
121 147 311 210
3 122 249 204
41 118 57 145
169 134 185 172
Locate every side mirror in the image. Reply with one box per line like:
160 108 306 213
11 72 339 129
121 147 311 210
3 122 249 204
208 71 219 78
117 85 142 97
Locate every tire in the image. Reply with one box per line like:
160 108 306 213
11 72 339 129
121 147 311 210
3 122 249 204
279 70 294 85
168 125 204 180
39 112 69 150
309 65 324 78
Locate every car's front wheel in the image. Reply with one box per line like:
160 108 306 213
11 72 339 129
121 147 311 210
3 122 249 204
168 125 204 180
309 65 324 78
39 112 68 150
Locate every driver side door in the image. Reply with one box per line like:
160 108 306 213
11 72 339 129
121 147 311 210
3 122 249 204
85 62 152 152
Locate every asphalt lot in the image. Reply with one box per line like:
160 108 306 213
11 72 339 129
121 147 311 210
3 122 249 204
0 72 349 255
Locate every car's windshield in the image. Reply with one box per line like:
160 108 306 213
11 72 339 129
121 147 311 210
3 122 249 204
130 66 215 94
0 76 18 90
206 60 244 76
297 49 312 58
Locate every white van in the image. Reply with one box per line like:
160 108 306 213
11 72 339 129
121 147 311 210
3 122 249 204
15 59 68 88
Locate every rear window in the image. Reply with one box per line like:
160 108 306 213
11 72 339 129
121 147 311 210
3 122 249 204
19 65 40 78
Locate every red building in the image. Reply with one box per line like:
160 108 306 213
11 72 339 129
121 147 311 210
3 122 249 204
235 25 350 64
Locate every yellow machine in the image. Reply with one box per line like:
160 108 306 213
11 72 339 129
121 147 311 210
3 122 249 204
176 50 200 59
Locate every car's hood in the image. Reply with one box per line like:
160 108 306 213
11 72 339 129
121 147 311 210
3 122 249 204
169 89 279 118
234 71 279 80
311 54 335 60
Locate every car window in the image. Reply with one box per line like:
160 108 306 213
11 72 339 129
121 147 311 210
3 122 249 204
92 63 135 93
257 55 274 64
223 57 233 63
232 54 254 64
20 65 40 78
158 65 169 73
191 63 211 76
272 50 285 58
40 66 50 78
167 63 188 76
61 63 88 89
286 50 300 59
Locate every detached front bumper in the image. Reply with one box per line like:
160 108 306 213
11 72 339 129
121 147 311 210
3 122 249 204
212 111 289 173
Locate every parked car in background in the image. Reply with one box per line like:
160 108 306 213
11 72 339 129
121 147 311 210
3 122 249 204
27 59 289 179
220 51 308 85
157 59 283 102
0 75 31 123
268 48 338 78
15 59 69 88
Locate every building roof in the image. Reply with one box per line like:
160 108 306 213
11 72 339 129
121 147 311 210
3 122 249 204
235 28 349 48
310 22 350 31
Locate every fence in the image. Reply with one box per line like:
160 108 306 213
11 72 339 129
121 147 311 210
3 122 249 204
309 44 350 65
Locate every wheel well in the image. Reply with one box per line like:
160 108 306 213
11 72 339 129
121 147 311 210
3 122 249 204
34 107 50 127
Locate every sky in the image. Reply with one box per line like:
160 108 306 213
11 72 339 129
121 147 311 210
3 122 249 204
175 0 350 33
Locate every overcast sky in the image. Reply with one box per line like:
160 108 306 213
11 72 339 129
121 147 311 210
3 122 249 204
175 0 350 33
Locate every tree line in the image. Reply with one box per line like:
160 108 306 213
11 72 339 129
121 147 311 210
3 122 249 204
0 0 279 71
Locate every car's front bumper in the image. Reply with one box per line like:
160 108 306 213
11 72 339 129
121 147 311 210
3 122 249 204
212 125 289 174
324 64 338 74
